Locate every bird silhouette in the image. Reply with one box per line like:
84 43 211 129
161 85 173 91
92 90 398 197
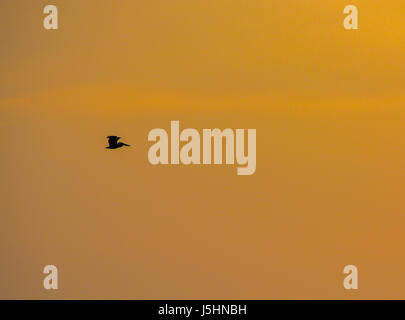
106 136 130 149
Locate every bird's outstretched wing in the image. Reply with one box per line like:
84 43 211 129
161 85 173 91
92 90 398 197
107 136 120 147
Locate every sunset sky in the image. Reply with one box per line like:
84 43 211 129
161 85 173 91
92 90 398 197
1 0 405 299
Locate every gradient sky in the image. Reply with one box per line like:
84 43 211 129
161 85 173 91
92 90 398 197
1 0 405 299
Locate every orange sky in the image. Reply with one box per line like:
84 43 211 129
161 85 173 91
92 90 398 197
1 0 405 299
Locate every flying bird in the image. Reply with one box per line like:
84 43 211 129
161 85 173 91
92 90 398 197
106 136 130 149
